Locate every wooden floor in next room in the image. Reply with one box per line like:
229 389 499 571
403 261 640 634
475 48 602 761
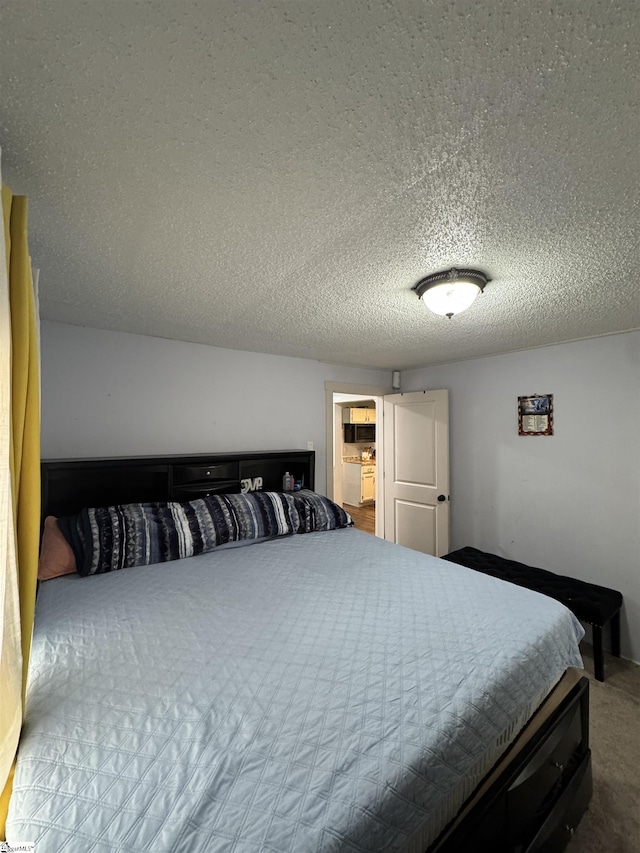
344 503 375 535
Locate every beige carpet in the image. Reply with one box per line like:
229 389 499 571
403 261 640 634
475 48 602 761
567 644 640 853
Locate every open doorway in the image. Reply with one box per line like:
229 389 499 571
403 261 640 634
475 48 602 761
325 382 451 555
325 381 390 539
335 394 377 535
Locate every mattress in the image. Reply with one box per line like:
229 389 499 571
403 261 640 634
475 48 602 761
7 528 584 852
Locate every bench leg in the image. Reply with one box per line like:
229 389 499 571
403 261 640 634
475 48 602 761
611 611 621 658
592 625 605 682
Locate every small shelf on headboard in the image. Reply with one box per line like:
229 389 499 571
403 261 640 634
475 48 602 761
41 450 315 518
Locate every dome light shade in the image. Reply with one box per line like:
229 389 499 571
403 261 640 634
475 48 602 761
420 281 480 316
413 267 490 318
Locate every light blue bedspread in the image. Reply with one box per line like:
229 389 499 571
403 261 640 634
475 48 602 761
8 528 584 852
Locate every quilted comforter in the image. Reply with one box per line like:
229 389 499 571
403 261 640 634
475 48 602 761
7 528 584 852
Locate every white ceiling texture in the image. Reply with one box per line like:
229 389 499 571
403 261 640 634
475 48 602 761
1 0 639 369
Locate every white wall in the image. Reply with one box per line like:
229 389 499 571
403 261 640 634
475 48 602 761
40 322 389 495
403 332 640 662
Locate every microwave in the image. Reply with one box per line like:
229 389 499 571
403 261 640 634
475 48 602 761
344 423 376 443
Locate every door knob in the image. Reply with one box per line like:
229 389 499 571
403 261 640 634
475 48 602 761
437 494 446 502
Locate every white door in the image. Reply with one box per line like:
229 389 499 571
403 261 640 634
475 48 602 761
383 390 450 556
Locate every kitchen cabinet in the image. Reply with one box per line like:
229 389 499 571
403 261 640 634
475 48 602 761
342 407 376 424
343 462 376 506
361 466 375 503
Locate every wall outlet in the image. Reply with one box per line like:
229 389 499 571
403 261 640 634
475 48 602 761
307 441 314 451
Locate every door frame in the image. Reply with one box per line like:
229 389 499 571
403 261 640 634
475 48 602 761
325 381 391 538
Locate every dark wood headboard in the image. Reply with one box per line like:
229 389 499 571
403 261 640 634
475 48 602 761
41 450 315 518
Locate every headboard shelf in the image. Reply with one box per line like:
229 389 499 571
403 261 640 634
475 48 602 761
42 450 315 518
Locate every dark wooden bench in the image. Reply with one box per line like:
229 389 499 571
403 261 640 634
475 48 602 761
443 546 623 682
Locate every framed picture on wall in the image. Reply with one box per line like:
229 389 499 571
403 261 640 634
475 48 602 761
518 394 554 436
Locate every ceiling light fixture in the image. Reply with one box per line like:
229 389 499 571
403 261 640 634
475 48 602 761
413 267 490 319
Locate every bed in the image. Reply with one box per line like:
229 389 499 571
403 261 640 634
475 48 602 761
6 452 592 852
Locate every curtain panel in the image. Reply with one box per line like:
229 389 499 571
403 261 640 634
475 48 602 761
0 157 41 838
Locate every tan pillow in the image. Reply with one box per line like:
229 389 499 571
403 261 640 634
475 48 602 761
38 516 77 580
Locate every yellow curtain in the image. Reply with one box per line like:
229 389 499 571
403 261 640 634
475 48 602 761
0 179 41 838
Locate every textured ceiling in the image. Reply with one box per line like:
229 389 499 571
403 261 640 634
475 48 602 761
1 0 639 369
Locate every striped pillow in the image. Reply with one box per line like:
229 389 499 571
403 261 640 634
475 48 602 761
58 492 299 576
294 490 353 532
